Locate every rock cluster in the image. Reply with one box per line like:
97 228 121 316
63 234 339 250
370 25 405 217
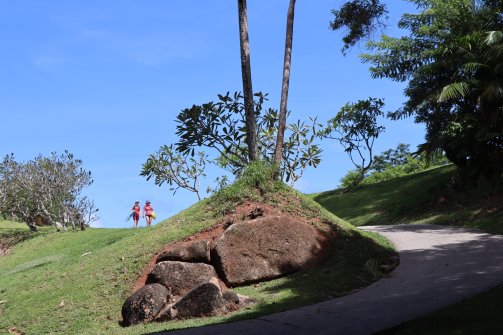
122 213 327 326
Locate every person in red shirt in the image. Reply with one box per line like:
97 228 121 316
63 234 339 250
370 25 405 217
131 201 141 227
143 200 154 227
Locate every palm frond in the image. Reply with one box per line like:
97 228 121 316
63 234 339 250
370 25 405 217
484 31 503 46
480 78 503 104
462 62 489 73
482 44 503 62
438 82 470 102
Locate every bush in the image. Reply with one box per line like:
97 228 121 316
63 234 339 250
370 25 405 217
210 161 285 214
339 170 365 189
339 144 450 188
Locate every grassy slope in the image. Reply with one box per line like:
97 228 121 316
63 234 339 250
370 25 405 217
312 165 503 335
0 190 395 335
313 165 503 233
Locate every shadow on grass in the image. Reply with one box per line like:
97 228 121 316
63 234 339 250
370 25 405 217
312 166 503 235
313 167 456 227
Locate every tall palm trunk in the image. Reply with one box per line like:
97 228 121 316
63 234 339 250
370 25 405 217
274 0 296 168
237 0 258 161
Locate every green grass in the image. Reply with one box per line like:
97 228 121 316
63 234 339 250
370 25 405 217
312 165 503 234
312 165 503 335
0 183 396 334
0 220 53 255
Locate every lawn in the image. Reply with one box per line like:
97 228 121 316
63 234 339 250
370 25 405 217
0 188 395 334
312 165 503 233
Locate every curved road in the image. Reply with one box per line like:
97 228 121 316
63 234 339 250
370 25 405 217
158 224 503 335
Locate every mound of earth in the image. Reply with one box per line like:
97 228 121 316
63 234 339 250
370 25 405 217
124 201 333 326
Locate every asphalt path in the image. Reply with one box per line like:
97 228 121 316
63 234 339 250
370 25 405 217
153 224 503 335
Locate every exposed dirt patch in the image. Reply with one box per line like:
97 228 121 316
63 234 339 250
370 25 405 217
0 231 34 257
0 244 9 256
133 200 335 293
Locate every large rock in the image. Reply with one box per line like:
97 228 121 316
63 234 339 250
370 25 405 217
121 283 169 326
212 215 325 285
146 261 219 297
170 279 227 319
156 240 211 264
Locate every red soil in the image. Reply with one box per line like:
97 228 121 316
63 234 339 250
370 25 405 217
132 201 333 293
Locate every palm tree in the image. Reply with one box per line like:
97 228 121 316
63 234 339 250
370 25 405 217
237 0 258 161
438 29 503 132
274 0 297 167
439 30 503 115
438 29 503 178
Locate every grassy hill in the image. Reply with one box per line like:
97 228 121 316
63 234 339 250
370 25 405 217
312 165 503 233
312 165 503 335
0 169 396 335
4 164 500 335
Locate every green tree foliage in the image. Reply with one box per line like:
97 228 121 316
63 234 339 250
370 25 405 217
175 91 257 173
142 92 322 197
339 143 450 188
210 160 285 214
0 152 96 230
140 145 207 201
360 0 503 181
330 0 388 53
321 97 386 190
371 143 412 172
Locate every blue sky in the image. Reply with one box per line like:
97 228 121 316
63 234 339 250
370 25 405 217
0 1 423 228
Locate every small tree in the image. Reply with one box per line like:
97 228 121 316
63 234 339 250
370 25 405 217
339 143 450 187
0 151 95 230
145 92 322 194
141 144 207 201
322 97 385 190
265 110 322 185
372 143 412 172
74 197 99 229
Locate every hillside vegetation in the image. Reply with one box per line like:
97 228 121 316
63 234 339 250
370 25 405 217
0 165 395 335
313 165 503 234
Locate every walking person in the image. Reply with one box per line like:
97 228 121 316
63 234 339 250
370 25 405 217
131 201 141 227
143 200 154 227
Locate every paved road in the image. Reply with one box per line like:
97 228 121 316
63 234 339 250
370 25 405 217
156 224 503 335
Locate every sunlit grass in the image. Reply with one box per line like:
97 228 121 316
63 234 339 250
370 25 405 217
0 186 395 334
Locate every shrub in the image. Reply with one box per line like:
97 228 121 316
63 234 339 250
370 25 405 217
210 161 285 214
339 144 450 188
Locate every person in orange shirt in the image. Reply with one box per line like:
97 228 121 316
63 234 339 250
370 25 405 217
143 200 154 227
131 201 141 227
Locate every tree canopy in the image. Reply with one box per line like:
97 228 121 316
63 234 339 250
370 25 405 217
357 0 503 181
321 97 386 189
330 0 387 52
142 92 322 198
0 152 97 230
